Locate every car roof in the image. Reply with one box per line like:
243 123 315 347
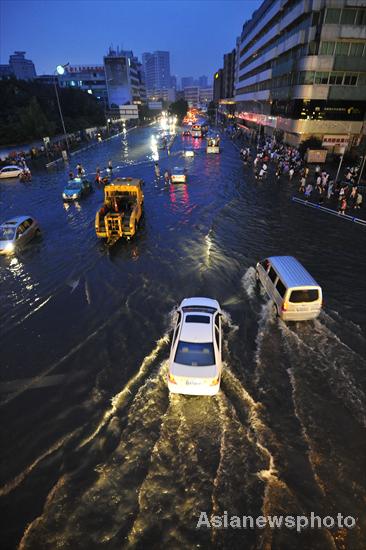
180 311 213 343
1 216 31 226
267 256 319 288
1 165 21 170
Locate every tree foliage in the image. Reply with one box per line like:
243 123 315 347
168 99 188 120
0 78 105 146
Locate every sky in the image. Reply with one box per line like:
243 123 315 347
1 0 261 82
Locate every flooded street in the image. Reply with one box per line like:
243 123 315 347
1 125 366 550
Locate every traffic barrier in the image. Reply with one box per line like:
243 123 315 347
292 197 366 226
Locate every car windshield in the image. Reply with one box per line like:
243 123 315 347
66 181 81 190
0 227 16 240
175 341 215 367
174 168 184 174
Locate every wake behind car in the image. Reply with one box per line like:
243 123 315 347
62 177 92 201
0 165 23 179
171 166 187 184
0 216 40 254
168 297 223 396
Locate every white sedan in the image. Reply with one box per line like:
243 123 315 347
171 167 187 184
0 165 23 179
167 297 223 396
0 216 40 254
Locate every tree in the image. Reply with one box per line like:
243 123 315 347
298 136 323 156
168 99 188 120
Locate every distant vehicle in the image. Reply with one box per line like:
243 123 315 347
62 177 92 201
191 120 209 138
168 297 223 395
171 167 187 184
206 135 220 154
0 165 23 179
256 256 323 321
0 216 40 254
95 177 144 245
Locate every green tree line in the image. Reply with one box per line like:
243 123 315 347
0 79 105 146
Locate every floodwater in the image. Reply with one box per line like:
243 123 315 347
1 125 365 550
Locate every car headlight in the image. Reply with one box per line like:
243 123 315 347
63 193 67 198
5 242 14 252
72 193 79 199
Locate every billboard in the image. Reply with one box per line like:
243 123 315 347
104 56 131 107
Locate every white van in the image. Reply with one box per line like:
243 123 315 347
255 256 322 321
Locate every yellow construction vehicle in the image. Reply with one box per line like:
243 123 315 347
95 177 144 245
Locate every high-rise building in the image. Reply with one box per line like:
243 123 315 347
223 50 236 99
199 87 213 105
181 76 194 89
170 75 177 89
142 51 171 97
104 48 146 108
184 86 200 107
235 0 366 147
198 75 208 88
8 51 36 80
213 69 224 101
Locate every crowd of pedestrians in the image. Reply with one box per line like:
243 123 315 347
238 135 364 217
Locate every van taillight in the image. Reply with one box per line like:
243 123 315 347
168 373 177 384
281 303 288 312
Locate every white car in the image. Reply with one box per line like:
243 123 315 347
0 216 40 254
168 297 223 396
171 167 187 184
0 165 23 179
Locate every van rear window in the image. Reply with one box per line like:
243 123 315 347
289 289 319 303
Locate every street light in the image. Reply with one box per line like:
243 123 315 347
334 122 352 183
54 63 70 154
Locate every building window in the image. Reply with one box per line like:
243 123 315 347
335 42 350 55
314 72 329 85
340 9 357 25
349 43 364 56
329 72 343 85
320 42 335 55
355 8 366 25
343 73 358 85
325 8 341 23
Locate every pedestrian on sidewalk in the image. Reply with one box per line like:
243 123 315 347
305 183 313 199
154 162 160 179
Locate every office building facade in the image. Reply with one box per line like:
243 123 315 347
235 0 366 146
59 65 108 103
104 48 146 108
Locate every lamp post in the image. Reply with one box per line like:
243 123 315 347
54 64 70 154
334 122 352 184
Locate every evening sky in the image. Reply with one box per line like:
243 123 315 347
1 0 261 81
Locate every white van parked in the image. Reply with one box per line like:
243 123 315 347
255 256 322 321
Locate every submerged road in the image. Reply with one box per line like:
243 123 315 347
1 124 366 550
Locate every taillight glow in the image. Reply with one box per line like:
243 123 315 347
168 373 177 384
210 376 220 386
